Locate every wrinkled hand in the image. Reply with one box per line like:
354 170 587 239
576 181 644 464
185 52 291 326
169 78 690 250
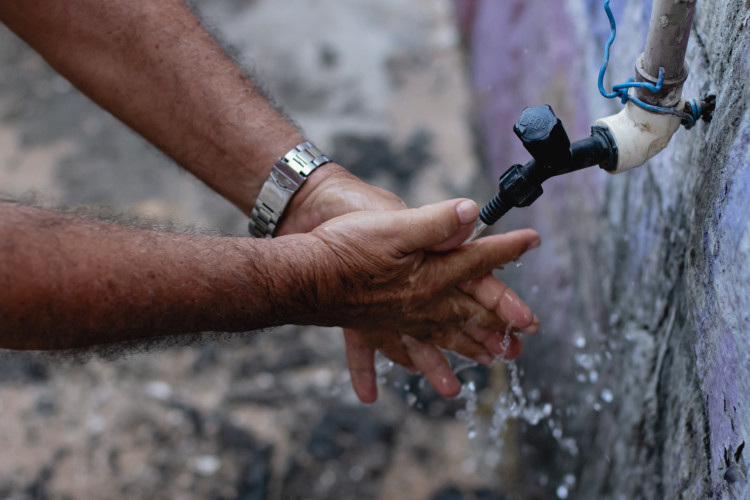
277 164 539 403
308 198 540 402
276 164 407 236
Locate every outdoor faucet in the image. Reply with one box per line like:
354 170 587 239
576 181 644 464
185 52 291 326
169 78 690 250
478 105 618 226
472 0 717 233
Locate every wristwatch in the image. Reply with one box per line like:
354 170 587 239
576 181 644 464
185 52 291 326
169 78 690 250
248 141 331 238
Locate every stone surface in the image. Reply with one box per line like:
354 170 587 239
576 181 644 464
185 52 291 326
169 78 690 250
460 0 750 498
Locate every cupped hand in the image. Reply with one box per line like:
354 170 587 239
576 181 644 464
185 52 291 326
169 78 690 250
308 198 540 402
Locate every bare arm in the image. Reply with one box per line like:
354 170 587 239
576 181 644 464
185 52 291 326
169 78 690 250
0 199 539 354
0 201 325 349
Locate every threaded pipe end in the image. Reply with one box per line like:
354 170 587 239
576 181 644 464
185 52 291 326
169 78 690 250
479 194 511 225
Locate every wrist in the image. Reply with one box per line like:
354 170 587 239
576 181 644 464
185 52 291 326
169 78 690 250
248 141 334 238
278 162 351 227
231 233 340 327
276 162 406 235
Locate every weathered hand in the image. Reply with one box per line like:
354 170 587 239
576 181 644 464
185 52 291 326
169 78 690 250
276 164 539 403
276 163 407 236
308 198 540 402
275 165 477 400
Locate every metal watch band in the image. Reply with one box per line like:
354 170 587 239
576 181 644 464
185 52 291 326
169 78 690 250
248 142 330 238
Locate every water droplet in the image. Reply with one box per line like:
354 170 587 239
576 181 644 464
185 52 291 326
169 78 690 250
193 455 221 477
464 219 488 243
609 313 619 325
588 370 599 383
601 389 614 403
531 285 540 294
556 485 569 499
406 393 418 406
375 354 394 377
515 260 523 268
564 474 576 486
574 353 595 370
457 381 478 439
574 334 586 348
144 381 172 401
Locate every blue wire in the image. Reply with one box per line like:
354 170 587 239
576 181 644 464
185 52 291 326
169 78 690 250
597 0 699 128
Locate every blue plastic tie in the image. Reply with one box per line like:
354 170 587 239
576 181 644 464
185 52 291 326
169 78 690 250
597 0 699 129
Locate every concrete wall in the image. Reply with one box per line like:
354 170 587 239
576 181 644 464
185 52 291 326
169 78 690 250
459 0 750 498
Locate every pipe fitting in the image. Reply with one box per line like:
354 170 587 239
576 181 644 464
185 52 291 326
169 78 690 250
635 54 688 107
594 97 684 174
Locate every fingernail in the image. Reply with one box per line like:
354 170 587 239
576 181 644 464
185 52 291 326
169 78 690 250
456 200 478 225
526 236 541 251
401 335 418 348
475 353 493 365
519 315 540 335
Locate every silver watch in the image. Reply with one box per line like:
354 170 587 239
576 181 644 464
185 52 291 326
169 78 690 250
248 141 331 238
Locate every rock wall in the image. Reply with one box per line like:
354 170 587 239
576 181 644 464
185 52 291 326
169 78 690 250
459 0 750 498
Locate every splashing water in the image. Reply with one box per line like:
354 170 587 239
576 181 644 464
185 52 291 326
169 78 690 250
375 352 395 386
488 359 554 437
464 219 488 244
454 381 478 439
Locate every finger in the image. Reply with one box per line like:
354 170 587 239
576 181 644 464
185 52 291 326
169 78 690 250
419 326 494 365
502 332 524 360
358 330 413 368
401 336 462 398
391 199 479 253
376 343 417 372
458 274 538 333
425 288 508 338
463 324 512 357
343 329 378 403
427 220 476 252
435 229 541 286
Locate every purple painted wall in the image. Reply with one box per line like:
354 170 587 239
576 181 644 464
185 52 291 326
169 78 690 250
458 0 750 498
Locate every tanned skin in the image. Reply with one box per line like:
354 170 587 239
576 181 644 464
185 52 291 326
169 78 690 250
0 0 539 402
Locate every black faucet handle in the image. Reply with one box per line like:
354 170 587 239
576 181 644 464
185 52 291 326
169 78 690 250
513 105 572 167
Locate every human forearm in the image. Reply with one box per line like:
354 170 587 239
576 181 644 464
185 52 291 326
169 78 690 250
0 0 304 215
0 201 325 349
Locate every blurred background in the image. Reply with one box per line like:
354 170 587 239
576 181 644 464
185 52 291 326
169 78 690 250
0 1 507 499
2 0 748 499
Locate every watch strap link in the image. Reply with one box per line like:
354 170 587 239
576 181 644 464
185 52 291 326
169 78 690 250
249 142 330 238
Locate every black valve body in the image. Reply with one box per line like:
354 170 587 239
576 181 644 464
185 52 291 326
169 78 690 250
479 105 617 226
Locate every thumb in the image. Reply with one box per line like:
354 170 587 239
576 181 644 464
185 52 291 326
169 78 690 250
393 199 478 253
